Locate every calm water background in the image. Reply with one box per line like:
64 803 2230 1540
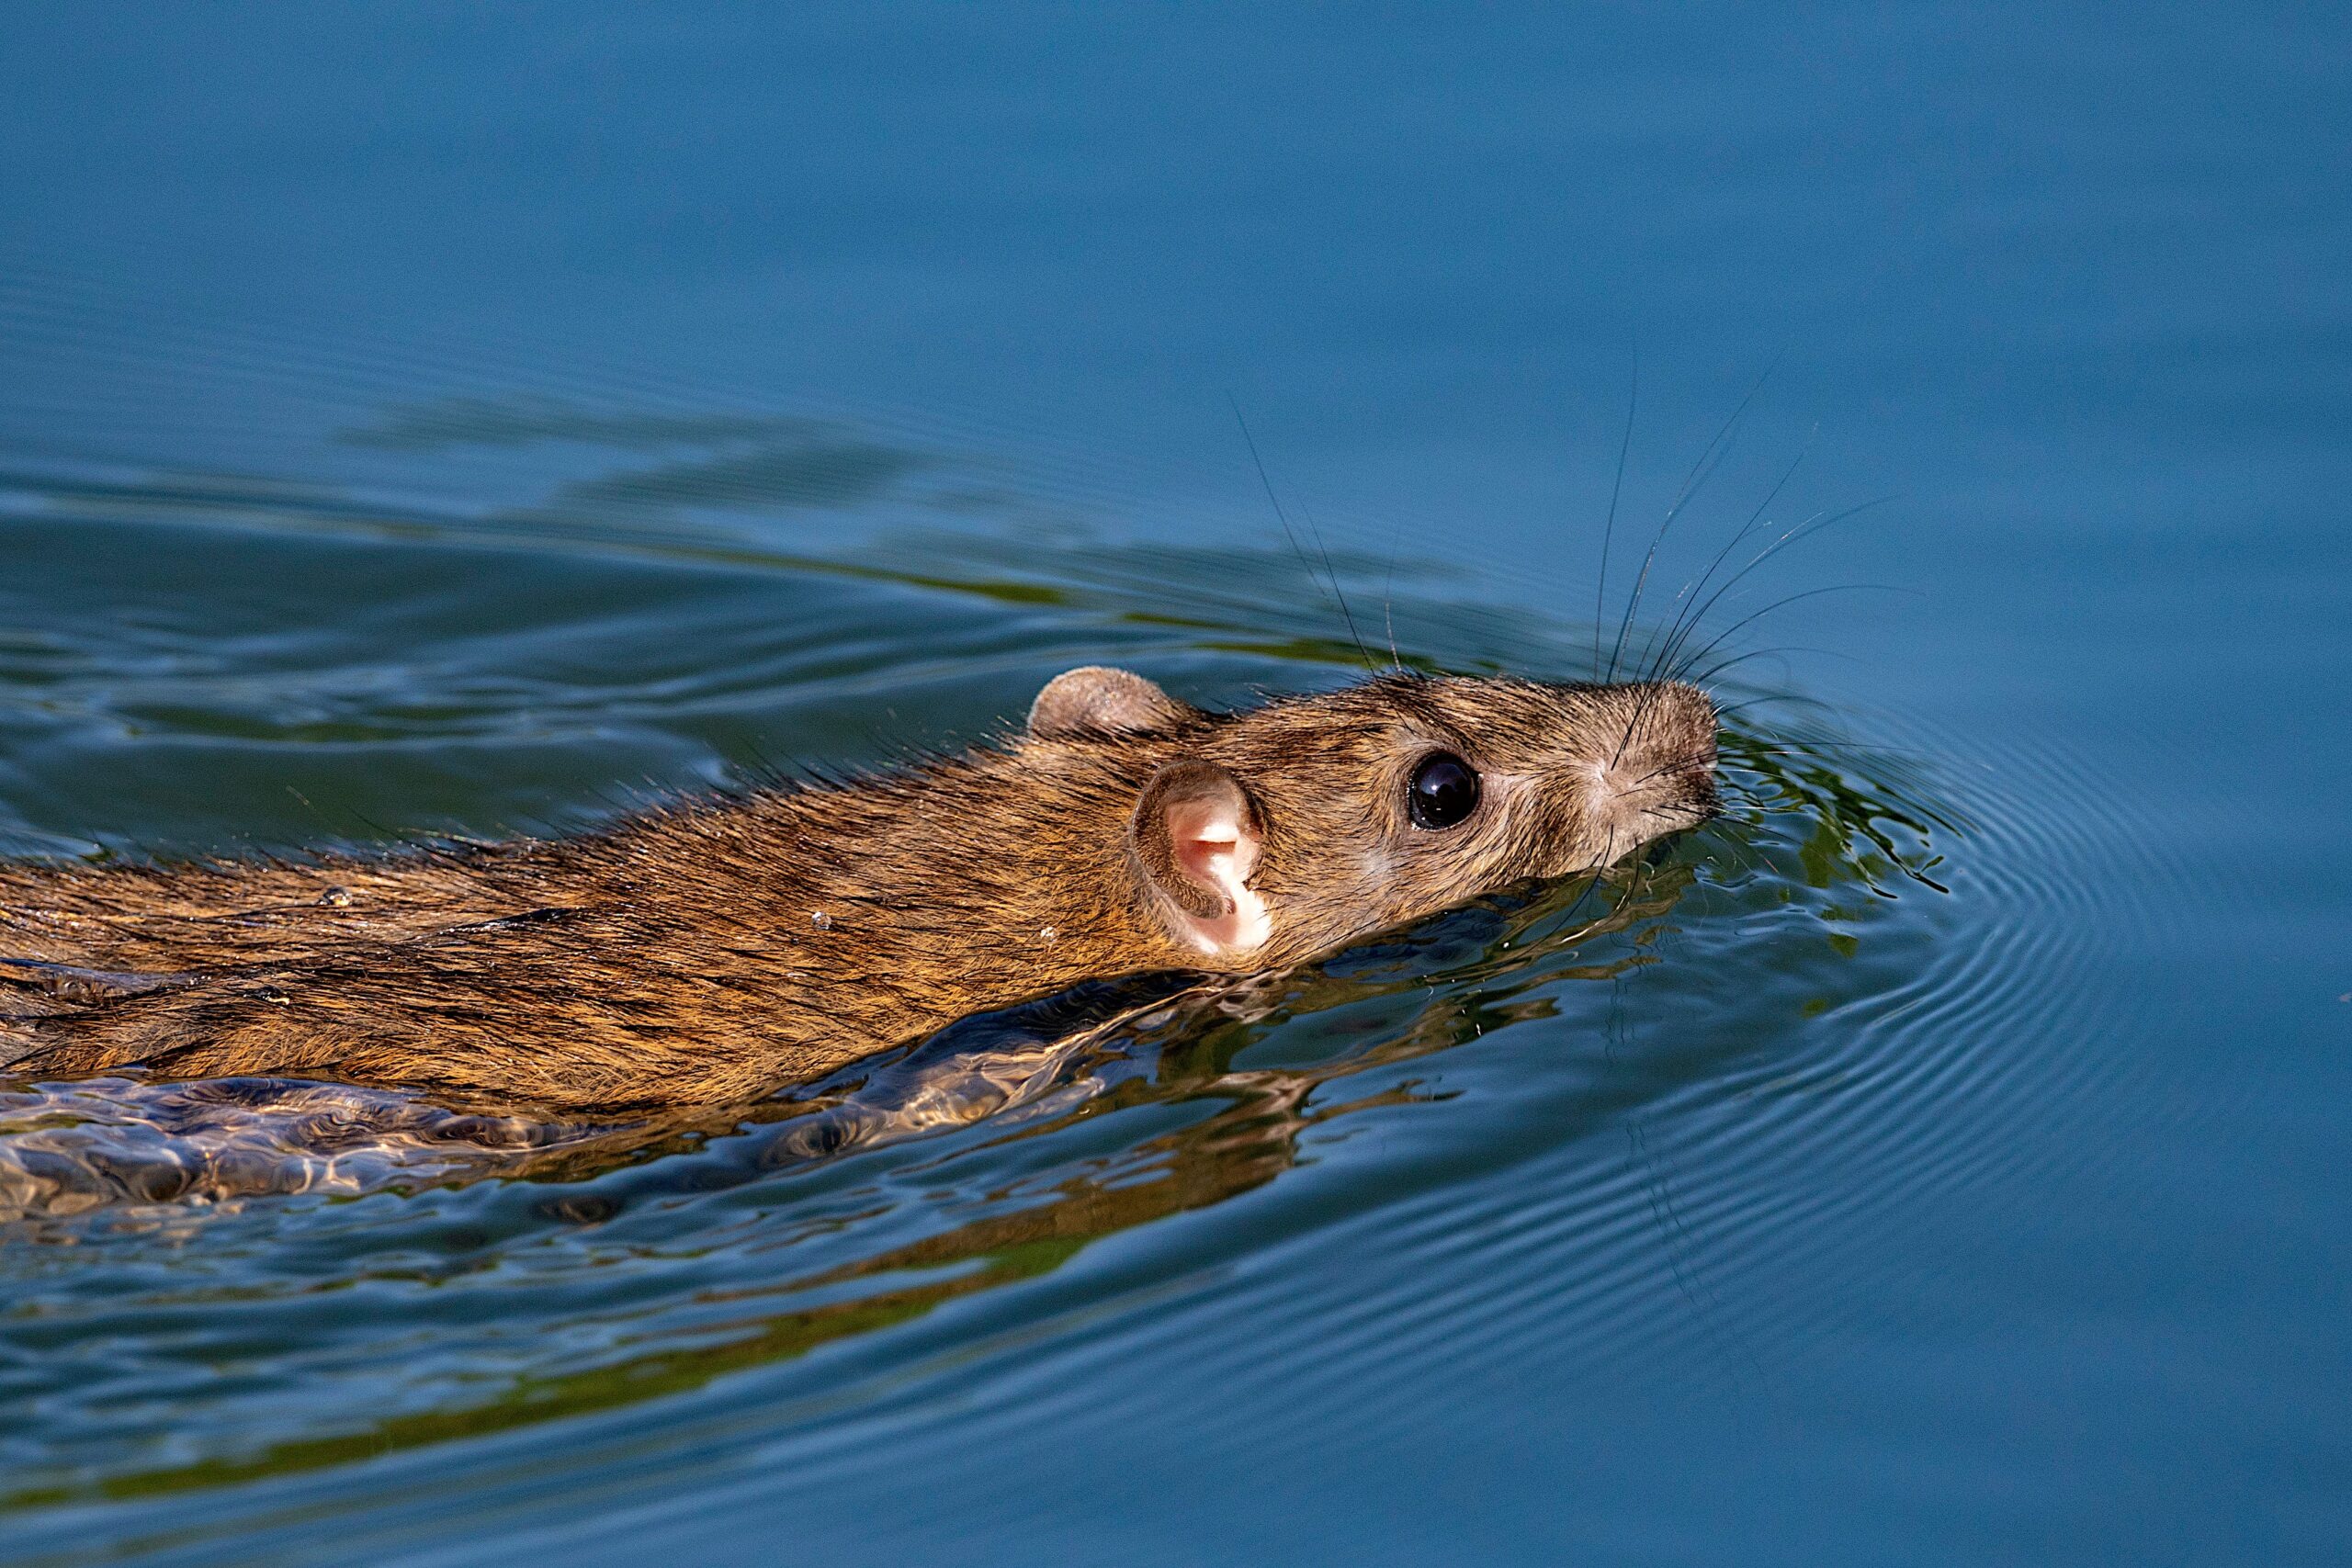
0 6 2346 1563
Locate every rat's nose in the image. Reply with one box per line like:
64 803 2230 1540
1586 682 1720 839
1624 681 1718 764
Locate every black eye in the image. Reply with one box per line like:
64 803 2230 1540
1407 751 1480 829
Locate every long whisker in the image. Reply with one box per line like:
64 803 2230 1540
1378 511 1405 673
1641 434 1814 686
1604 356 1778 684
1729 739 1929 758
1668 583 1917 690
1230 397 1377 672
1599 362 1787 781
1655 495 1897 685
1596 344 1637 680
1604 430 1733 685
1713 692 1841 722
1295 492 1378 673
1680 644 1849 689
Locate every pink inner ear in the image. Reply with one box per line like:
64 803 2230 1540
1167 795 1259 900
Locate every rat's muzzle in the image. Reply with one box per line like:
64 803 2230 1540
1581 681 1720 852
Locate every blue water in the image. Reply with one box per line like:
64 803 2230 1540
0 6 2346 1563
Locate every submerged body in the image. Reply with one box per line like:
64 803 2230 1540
0 669 1718 1112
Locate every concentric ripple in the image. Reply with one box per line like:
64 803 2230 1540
0 342 2181 1558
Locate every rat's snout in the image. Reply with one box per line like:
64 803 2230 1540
1576 681 1721 852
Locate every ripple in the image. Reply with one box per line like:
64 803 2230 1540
0 291 2176 1544
0 694 1984 1513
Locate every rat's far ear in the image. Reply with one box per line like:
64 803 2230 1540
1028 665 1198 739
1128 761 1270 956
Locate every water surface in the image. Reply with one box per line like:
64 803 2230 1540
0 6 2346 1564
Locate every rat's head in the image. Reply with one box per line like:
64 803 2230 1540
1027 665 1719 968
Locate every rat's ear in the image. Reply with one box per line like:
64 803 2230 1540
1128 761 1271 956
1029 666 1198 739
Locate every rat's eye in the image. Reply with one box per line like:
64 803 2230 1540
1407 751 1480 829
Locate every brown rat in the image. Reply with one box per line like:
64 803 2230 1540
0 667 1718 1112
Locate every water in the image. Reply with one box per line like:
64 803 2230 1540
0 6 2346 1562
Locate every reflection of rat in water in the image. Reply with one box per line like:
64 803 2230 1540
0 667 1717 1112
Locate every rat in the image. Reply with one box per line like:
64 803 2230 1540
0 667 1719 1113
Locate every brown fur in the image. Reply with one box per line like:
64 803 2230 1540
0 671 1717 1112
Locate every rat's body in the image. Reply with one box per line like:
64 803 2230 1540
0 670 1717 1112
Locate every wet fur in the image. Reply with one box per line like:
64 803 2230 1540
0 672 1716 1112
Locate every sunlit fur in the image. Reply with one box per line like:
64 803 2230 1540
1211 674 1719 956
0 671 1717 1113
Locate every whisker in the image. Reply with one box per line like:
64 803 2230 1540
1229 397 1377 672
1604 356 1778 684
1668 583 1916 690
1296 492 1378 673
1598 361 1789 780
1378 511 1405 673
1681 644 1849 689
1595 344 1638 680
1729 739 1929 758
1641 433 1814 687
1714 692 1841 722
1657 495 1897 684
